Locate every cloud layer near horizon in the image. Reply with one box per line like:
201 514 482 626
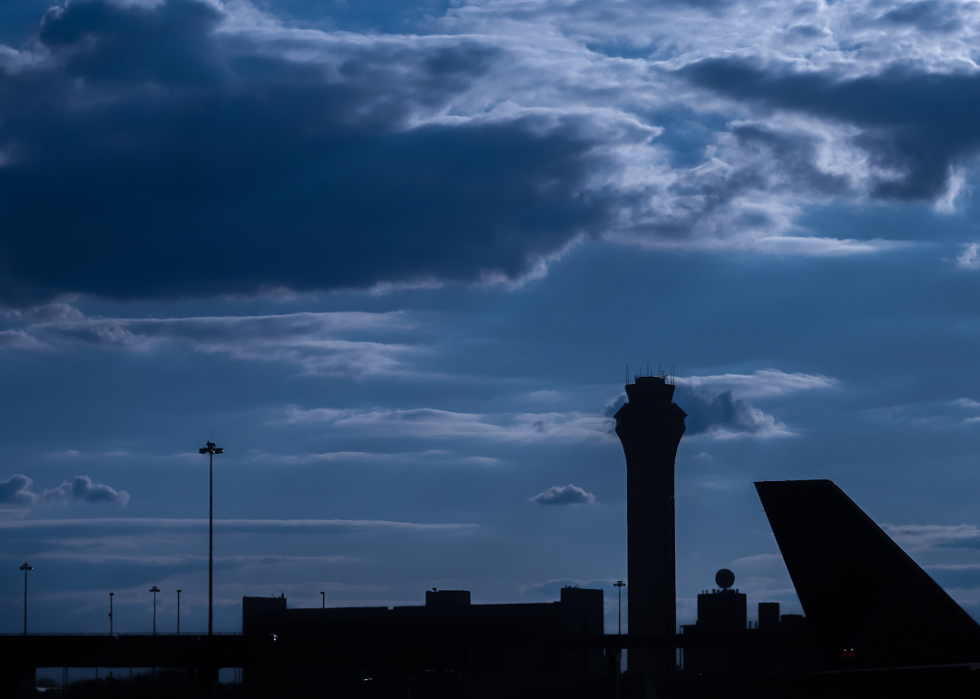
0 474 129 506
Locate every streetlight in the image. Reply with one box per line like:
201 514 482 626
177 590 181 635
149 586 160 635
19 562 33 636
198 441 223 636
614 579 626 692
109 592 114 635
614 580 626 635
321 591 325 609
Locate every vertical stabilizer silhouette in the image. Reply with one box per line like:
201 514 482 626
755 479 980 669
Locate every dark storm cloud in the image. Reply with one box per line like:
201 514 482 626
0 474 128 506
528 483 596 505
0 0 615 306
680 58 980 200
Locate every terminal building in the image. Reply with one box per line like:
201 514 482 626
242 587 605 695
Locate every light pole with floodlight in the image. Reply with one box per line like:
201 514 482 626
177 590 181 635
20 562 33 636
198 440 223 636
614 579 626 691
614 580 625 635
149 586 160 635
109 592 114 635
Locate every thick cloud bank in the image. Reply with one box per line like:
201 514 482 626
1 0 979 305
0 474 130 506
0 0 617 305
528 484 596 505
4 0 975 306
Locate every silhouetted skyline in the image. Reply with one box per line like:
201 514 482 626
3 0 980 648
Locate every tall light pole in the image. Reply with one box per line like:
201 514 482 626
109 592 114 635
20 562 33 636
321 591 325 609
177 590 181 635
149 586 160 635
614 579 626 692
199 440 223 636
614 580 626 635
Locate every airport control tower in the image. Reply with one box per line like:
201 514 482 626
614 374 687 675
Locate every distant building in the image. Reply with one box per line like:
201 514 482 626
681 570 821 674
242 586 605 694
614 374 687 675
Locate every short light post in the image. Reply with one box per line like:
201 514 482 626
20 562 33 636
614 580 625 635
109 592 114 635
321 591 325 609
198 441 224 636
177 590 181 635
149 586 160 635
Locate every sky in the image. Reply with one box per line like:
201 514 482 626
2 0 980 642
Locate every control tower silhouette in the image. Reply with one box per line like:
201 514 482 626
614 374 687 675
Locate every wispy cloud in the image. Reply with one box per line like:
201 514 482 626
752 236 897 256
2 310 421 378
0 517 476 532
731 553 784 566
279 406 614 443
13 552 358 566
46 450 130 460
881 523 980 551
675 370 838 400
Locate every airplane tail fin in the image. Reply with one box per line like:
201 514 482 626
755 479 980 669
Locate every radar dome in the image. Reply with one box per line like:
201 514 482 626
715 569 735 590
